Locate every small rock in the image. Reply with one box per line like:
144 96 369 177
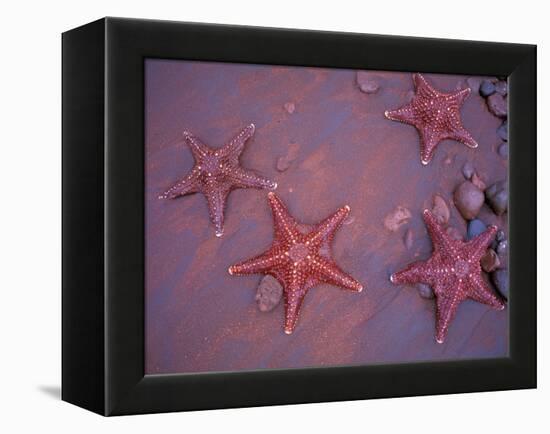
485 181 508 215
276 155 293 172
403 229 413 250
496 230 506 242
495 81 507 96
446 227 463 240
471 172 486 191
479 80 496 97
255 275 283 312
454 181 484 220
462 161 475 179
283 102 295 114
432 195 450 224
481 249 501 272
466 77 482 94
497 121 508 141
356 71 380 94
492 269 509 299
487 93 508 118
497 239 508 265
384 206 412 232
417 283 434 299
498 143 508 159
467 219 487 240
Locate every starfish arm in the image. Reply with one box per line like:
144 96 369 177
159 169 200 199
434 285 464 344
468 274 506 308
390 260 431 286
448 125 479 148
267 192 301 243
219 124 255 160
419 126 444 165
413 73 439 99
466 225 498 261
312 256 363 292
228 248 282 276
384 104 417 125
306 205 351 247
226 166 277 191
183 130 210 160
423 209 461 256
452 87 471 106
283 276 309 334
204 186 230 237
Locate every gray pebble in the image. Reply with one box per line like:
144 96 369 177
485 181 508 215
480 80 496 97
495 81 507 96
454 181 485 220
255 275 283 312
417 283 434 299
498 143 508 159
462 161 475 179
492 269 509 299
497 121 508 142
467 219 487 240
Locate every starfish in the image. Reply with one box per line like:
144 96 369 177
228 192 363 334
384 73 478 165
159 124 277 237
390 209 505 344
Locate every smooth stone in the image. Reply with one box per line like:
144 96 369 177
485 181 508 215
479 80 496 97
497 121 508 141
495 80 508 96
498 143 508 158
492 269 509 299
454 181 485 220
384 206 412 232
417 283 434 299
487 93 508 118
403 229 413 250
276 155 293 172
481 249 501 272
467 219 487 240
497 240 508 265
471 172 486 191
496 230 506 242
432 194 450 224
462 161 475 179
356 71 380 94
466 77 482 94
255 275 283 312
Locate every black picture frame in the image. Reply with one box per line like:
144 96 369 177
62 17 536 416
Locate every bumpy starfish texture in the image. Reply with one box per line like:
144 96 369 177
228 192 363 334
384 73 478 165
159 124 277 237
390 209 505 344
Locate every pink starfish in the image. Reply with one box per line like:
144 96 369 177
385 73 478 165
390 209 505 343
229 192 363 334
159 124 277 237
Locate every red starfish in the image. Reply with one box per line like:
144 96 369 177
384 73 478 165
228 192 363 334
390 209 505 344
159 124 277 237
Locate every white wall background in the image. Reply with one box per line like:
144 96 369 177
0 0 546 432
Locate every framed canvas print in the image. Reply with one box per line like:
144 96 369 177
62 17 536 416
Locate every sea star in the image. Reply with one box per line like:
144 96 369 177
228 192 363 334
384 73 478 165
159 124 277 237
390 209 505 344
